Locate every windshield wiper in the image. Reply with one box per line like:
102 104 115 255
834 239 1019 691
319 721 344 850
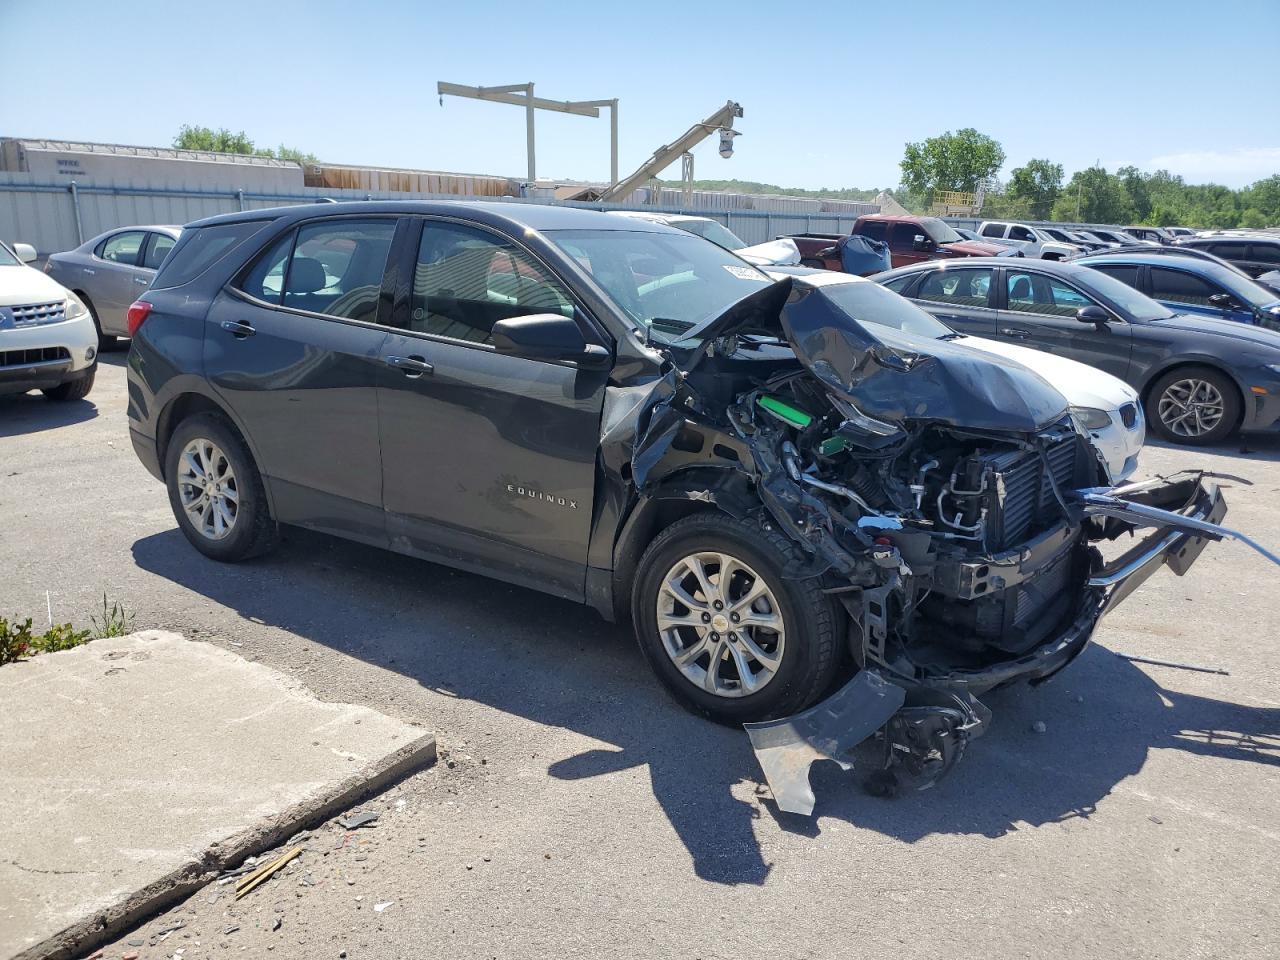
936 331 964 341
649 316 696 335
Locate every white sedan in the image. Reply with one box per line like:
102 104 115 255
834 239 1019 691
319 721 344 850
0 240 99 401
610 210 801 266
767 270 1145 481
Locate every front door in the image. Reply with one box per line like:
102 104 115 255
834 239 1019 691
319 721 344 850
203 216 400 543
93 230 150 332
888 222 930 269
376 218 609 600
995 267 1133 380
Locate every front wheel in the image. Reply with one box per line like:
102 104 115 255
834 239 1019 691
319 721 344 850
41 364 95 402
164 413 278 561
1145 366 1240 445
631 513 842 724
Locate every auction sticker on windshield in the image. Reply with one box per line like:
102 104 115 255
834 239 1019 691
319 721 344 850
723 264 768 280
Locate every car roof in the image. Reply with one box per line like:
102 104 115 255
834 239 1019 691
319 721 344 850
185 200 681 235
1076 252 1242 279
880 256 1101 281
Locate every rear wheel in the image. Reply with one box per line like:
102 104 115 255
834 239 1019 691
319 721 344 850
41 364 95 402
632 513 841 724
164 413 277 561
1146 366 1240 445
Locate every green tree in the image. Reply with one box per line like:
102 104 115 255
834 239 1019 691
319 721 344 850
1117 165 1152 221
1239 208 1269 229
173 126 316 165
1004 159 1063 220
900 128 1005 206
1051 167 1136 224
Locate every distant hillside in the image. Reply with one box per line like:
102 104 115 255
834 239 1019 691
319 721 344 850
655 178 884 202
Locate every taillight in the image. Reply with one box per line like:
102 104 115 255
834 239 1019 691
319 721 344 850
126 300 152 337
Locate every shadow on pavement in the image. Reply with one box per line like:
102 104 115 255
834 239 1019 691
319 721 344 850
131 526 1279 884
1147 431 1280 463
0 393 98 436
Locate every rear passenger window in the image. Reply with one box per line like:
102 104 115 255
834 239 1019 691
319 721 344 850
980 223 1005 238
1249 243 1280 265
411 222 574 346
238 233 295 304
1150 267 1219 306
153 221 267 289
1092 265 1140 288
99 231 146 265
916 268 992 307
881 274 915 294
281 220 396 322
857 220 888 243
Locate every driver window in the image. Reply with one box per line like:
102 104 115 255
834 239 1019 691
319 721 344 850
413 222 574 346
1006 273 1096 317
916 268 992 308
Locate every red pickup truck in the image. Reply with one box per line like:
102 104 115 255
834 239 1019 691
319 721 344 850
789 214 1007 272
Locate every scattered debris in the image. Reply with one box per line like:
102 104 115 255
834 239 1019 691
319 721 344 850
271 916 282 931
1031 720 1047 734
1112 652 1230 675
374 901 393 913
235 846 303 900
337 811 379 830
1149 815 1164 824
224 925 240 936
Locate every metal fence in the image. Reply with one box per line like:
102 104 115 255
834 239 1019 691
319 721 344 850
0 172 874 255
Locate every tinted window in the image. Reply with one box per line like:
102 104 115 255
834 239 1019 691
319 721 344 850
1090 264 1140 288
1009 226 1034 242
889 224 922 252
153 220 267 289
281 219 396 322
858 220 888 243
142 233 176 270
916 267 993 308
99 231 146 265
1249 243 1280 265
981 223 1005 238
1207 242 1247 259
237 232 295 304
1150 267 1219 306
1006 272 1096 317
413 221 575 346
880 274 914 294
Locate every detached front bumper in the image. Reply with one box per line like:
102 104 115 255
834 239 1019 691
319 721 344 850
747 474 1243 815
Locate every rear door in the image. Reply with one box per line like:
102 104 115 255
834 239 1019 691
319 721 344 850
995 267 1133 380
375 217 610 600
1148 265 1251 323
204 216 400 543
92 230 149 333
910 265 998 335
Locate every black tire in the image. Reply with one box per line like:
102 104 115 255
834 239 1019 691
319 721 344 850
80 294 120 352
164 412 278 562
41 363 95 402
631 512 841 725
1145 365 1241 446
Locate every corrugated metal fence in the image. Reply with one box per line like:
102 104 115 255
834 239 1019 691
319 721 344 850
0 172 876 255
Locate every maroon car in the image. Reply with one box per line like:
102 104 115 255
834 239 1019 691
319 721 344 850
791 214 1007 271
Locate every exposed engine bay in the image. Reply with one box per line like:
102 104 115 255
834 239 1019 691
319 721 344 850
609 276 1278 815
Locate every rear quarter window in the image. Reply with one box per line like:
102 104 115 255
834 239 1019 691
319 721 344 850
151 221 270 289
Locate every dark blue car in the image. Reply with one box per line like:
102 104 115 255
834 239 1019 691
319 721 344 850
1075 252 1280 330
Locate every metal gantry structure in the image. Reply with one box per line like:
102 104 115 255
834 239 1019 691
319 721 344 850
436 81 619 184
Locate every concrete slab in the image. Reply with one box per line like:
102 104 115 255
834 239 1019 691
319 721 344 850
0 630 435 960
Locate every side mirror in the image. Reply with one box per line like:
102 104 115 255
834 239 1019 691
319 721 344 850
12 242 37 264
1076 305 1111 324
912 234 932 252
491 313 610 368
1208 292 1237 310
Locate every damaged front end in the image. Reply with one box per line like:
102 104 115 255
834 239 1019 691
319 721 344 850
615 277 1275 816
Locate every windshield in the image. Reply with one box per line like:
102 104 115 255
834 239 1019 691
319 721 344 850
920 217 965 245
546 228 771 341
676 219 747 251
0 243 19 267
1044 229 1073 242
1080 268 1175 321
816 279 955 339
1215 267 1280 308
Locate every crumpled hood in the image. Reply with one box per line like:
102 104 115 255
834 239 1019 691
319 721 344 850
677 278 1069 433
736 237 802 266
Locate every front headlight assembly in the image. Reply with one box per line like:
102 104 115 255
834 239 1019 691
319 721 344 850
64 292 89 321
1071 406 1113 431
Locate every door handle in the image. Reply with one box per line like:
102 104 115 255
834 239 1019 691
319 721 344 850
133 276 150 286
220 319 256 339
82 268 95 276
384 354 433 378
999 327 1031 339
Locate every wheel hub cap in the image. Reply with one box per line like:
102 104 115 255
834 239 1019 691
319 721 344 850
655 551 786 699
1158 378 1225 438
177 438 239 541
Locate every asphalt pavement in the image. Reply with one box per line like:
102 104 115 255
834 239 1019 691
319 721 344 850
2 354 1278 959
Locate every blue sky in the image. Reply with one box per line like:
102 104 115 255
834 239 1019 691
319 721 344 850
2 0 1277 190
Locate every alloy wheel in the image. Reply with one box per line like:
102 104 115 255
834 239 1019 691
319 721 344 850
655 551 786 698
177 438 239 540
1157 378 1226 438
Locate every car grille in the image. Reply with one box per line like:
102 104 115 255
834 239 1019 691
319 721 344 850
8 301 67 328
1119 402 1138 428
0 346 71 368
996 438 1080 548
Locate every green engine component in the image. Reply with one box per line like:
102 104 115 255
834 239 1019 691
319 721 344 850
756 395 813 429
818 435 849 457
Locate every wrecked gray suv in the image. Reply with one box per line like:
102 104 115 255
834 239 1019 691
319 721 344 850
126 203 1270 815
